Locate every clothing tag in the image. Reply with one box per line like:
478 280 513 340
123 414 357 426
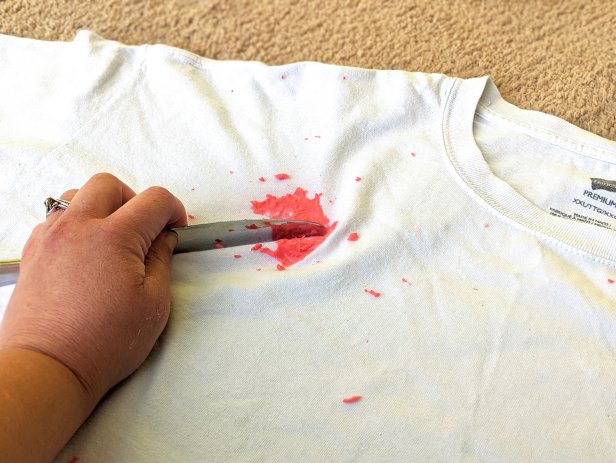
549 178 616 231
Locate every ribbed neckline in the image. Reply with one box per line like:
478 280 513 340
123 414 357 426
442 76 616 267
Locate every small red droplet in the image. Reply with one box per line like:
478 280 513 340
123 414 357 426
234 254 242 259
342 76 347 80
483 223 490 228
274 173 290 180
347 232 359 241
314 135 321 139
215 243 224 249
245 224 259 229
277 264 286 271
258 177 266 182
304 137 309 141
228 228 235 232
191 188 196 191
256 268 262 271
188 214 196 220
251 243 263 251
281 75 286 79
609 279 615 284
215 238 223 243
355 177 362 182
342 395 362 404
364 288 381 297
69 458 80 463
411 152 416 157
402 278 412 286
229 170 234 174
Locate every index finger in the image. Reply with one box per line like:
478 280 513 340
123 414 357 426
108 186 187 257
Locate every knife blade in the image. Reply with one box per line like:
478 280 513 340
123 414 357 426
0 219 327 286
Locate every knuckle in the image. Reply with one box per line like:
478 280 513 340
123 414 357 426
145 186 173 201
90 172 120 184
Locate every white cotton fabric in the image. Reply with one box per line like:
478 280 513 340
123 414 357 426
1 31 616 462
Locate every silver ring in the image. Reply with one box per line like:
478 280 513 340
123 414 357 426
44 197 71 217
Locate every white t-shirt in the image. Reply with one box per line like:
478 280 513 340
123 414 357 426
1 31 616 462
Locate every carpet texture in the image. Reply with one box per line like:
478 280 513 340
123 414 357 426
1 0 615 140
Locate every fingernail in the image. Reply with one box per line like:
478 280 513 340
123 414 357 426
164 230 178 251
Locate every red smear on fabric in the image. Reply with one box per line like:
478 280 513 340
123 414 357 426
251 243 263 251
411 152 416 157
402 278 412 286
274 173 290 180
314 135 321 139
258 177 266 182
342 395 362 404
250 187 337 266
229 170 234 174
281 75 286 79
234 254 242 259
245 224 259 230
347 232 359 241
483 223 490 228
215 243 224 249
364 289 381 297
191 188 196 191
304 137 309 141
256 268 262 271
609 279 615 284
277 264 286 271
355 177 362 182
342 76 347 80
187 214 196 220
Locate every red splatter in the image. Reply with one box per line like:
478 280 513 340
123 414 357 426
314 135 321 139
245 224 259 230
187 214 196 220
250 187 337 266
234 254 242 259
274 173 290 180
256 268 262 271
258 177 266 182
483 223 490 228
215 243 224 249
411 152 416 157
281 74 286 79
347 232 359 241
215 238 223 243
69 458 79 463
228 228 235 232
342 395 362 404
609 279 615 284
364 289 381 297
191 188 196 191
251 243 263 251
229 170 234 174
277 264 286 271
355 177 362 182
342 76 347 80
304 137 309 141
402 278 412 286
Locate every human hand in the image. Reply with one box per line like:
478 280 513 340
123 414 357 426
0 173 187 402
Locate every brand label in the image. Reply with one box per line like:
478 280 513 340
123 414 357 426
591 178 616 193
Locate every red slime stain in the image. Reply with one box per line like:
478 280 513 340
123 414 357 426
609 279 615 284
234 255 242 259
187 214 196 220
347 232 359 241
245 224 259 230
411 152 416 157
342 395 362 404
364 289 381 298
69 458 79 463
402 278 412 286
251 243 263 251
277 264 286 271
215 243 224 249
215 239 223 243
258 177 266 182
251 187 337 266
355 177 362 182
274 173 290 180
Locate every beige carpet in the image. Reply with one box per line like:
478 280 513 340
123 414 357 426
1 0 615 140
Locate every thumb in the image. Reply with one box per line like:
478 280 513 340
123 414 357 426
144 230 177 283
